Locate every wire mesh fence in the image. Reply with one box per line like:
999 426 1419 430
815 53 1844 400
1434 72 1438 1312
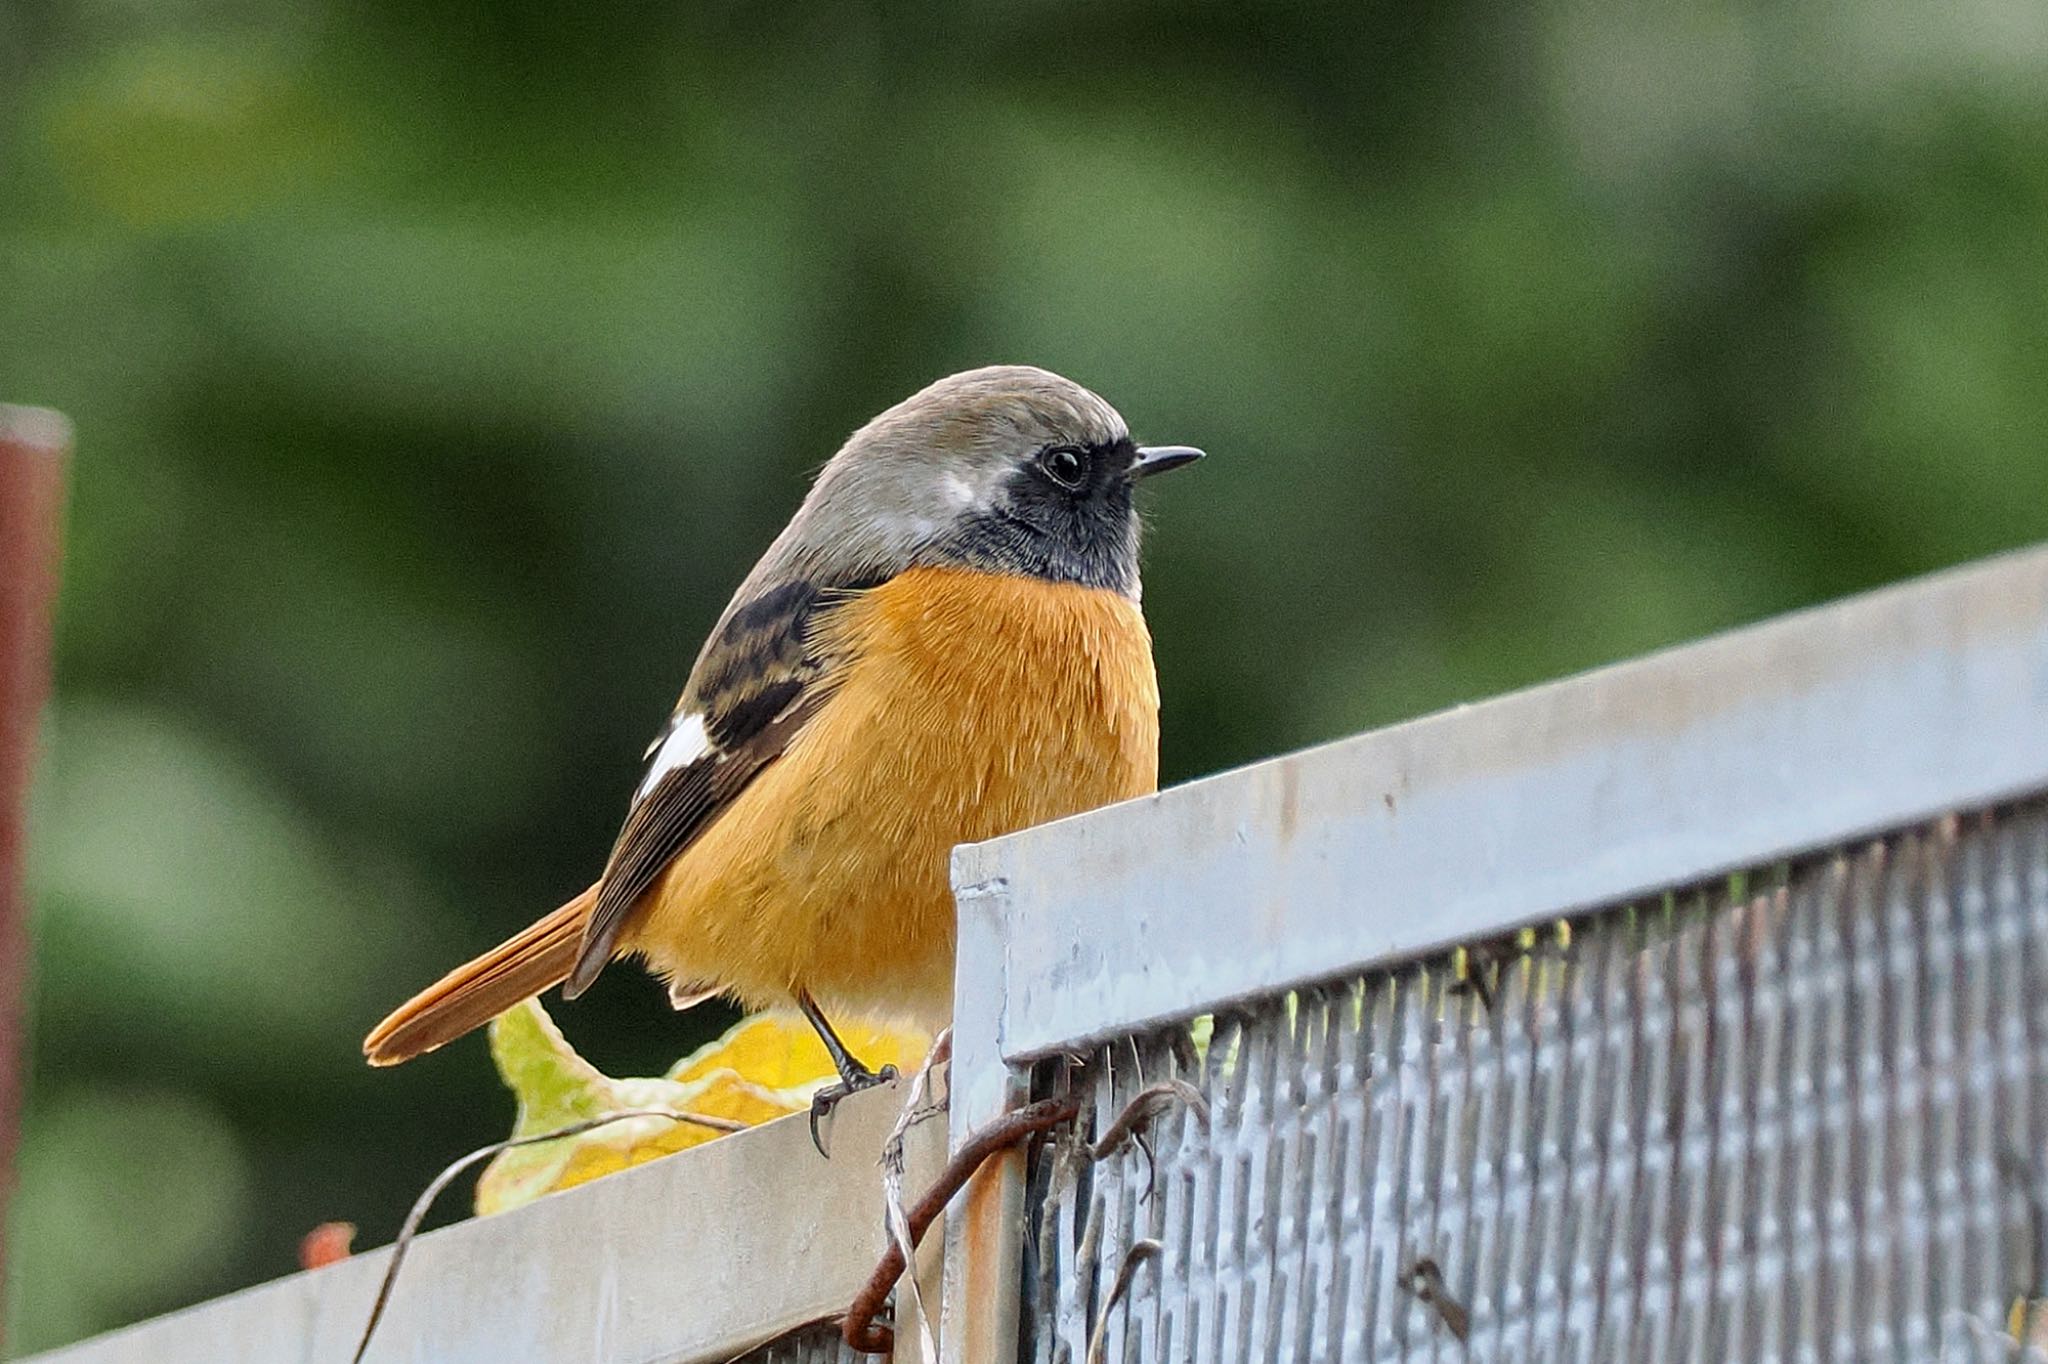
1024 800 2048 1363
747 1324 877 1364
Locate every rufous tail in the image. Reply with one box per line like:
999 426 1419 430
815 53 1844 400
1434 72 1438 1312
363 885 598 1067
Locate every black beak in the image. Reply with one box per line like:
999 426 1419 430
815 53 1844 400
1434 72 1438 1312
1129 444 1205 480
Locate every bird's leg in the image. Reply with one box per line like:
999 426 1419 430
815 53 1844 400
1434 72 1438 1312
799 990 898 1156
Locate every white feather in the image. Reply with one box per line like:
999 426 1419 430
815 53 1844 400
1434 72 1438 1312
635 712 710 801
940 472 978 507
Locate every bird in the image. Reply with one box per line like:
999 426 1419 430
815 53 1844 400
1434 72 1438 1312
362 365 1201 1135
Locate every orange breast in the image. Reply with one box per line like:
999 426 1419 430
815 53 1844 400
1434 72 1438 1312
622 567 1160 1026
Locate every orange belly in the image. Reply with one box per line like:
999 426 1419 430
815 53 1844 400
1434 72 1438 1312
619 567 1160 1026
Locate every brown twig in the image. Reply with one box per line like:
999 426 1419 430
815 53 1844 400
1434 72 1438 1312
878 1028 953 1364
353 1107 744 1364
1084 1239 1161 1364
1091 1079 1210 1162
1403 1257 1470 1342
842 1096 1080 1354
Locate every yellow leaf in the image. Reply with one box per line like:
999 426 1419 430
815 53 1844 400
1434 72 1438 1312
666 1012 930 1089
473 1001 929 1216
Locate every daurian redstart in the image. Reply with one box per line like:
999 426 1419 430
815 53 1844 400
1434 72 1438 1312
363 366 1200 1115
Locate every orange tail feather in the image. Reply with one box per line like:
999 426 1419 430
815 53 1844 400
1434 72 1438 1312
363 885 598 1067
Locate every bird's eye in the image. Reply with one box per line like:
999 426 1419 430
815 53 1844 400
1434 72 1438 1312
1039 446 1088 490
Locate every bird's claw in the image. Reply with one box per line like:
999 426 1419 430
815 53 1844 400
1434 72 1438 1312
808 1063 899 1157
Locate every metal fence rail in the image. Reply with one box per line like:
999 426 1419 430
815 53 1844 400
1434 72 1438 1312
943 544 2048 1364
28 1086 943 1364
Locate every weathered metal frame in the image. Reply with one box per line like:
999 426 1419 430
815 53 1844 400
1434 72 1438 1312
29 1085 944 1364
941 544 2048 1364
23 540 2048 1362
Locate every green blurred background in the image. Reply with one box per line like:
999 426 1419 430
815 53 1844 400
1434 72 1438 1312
4 0 2047 1352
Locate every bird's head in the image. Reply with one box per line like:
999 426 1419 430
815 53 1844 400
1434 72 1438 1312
790 365 1202 598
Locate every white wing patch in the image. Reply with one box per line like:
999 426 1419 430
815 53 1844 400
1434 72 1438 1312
635 712 711 802
667 981 718 1011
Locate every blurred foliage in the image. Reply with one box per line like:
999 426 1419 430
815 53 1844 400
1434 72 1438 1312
4 0 2047 1353
477 1002 927 1215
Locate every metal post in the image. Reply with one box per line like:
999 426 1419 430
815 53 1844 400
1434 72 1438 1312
939 866 1028 1364
0 405 70 1330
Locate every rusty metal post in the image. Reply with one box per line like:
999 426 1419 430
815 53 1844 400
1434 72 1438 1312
0 405 69 1324
939 869 1029 1364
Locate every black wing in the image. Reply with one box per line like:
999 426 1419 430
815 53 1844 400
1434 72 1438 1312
563 577 871 994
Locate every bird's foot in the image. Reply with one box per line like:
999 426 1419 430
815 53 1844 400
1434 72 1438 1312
808 1062 899 1157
